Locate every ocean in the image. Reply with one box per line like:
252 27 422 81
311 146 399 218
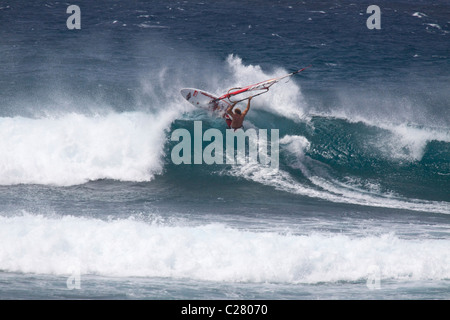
0 0 449 301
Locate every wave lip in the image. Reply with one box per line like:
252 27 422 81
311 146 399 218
0 112 171 186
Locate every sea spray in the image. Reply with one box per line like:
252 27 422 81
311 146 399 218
0 112 173 186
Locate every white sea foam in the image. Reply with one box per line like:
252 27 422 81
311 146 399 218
315 109 450 163
279 135 311 157
0 111 176 186
412 12 427 18
384 123 450 161
425 23 442 30
0 212 449 283
360 118 448 162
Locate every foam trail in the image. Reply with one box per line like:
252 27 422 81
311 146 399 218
0 213 449 283
0 111 176 186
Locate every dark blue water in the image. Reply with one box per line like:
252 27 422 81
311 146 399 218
0 0 449 300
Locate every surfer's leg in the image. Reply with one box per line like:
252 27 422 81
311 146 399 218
224 114 232 128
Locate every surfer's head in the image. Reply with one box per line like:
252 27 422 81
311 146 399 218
234 108 241 115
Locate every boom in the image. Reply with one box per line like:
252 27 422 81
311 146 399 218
216 66 310 103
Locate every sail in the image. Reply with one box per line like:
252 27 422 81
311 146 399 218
216 66 310 103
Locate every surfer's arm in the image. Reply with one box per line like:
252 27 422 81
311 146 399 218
242 97 252 116
226 101 238 115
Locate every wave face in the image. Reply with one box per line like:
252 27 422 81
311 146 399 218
0 55 449 214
